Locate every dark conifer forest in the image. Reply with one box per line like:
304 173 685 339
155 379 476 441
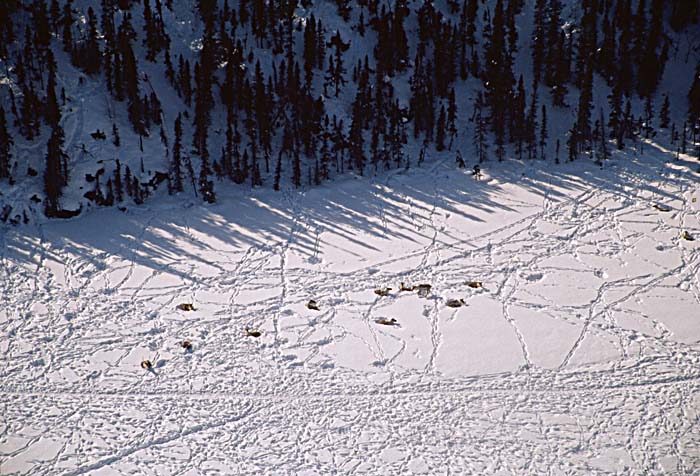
0 0 699 222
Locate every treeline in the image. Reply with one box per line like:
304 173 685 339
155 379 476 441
0 0 699 218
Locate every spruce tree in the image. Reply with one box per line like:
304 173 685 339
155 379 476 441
49 0 60 35
513 76 526 159
0 107 12 180
178 56 193 105
567 121 578 161
292 149 301 187
436 105 447 151
598 14 616 83
458 0 469 79
597 109 609 164
688 66 700 129
44 126 67 216
61 0 74 53
274 151 282 191
45 57 61 128
348 91 365 174
20 84 39 140
82 7 101 75
539 104 548 160
576 65 594 150
483 0 514 142
608 83 624 149
325 30 349 97
114 159 123 202
171 113 184 193
531 0 547 82
681 121 687 154
303 15 317 87
192 61 213 159
644 96 654 138
447 88 458 148
659 94 670 129
112 123 120 146
526 81 538 160
199 156 216 203
473 92 488 163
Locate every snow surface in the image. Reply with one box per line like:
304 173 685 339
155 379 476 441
2 147 700 474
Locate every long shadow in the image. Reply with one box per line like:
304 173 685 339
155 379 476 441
2 137 695 284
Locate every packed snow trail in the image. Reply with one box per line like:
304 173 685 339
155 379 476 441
1 151 700 475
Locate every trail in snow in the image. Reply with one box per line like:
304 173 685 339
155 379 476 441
1 150 700 475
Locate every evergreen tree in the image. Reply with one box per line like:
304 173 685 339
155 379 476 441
608 83 624 149
44 125 67 216
0 107 12 180
597 109 609 164
292 149 301 187
473 91 488 163
335 0 351 21
539 104 548 160
644 96 654 138
45 56 61 128
543 0 563 86
458 0 469 79
531 0 547 82
319 117 332 180
637 0 666 97
325 30 349 97
20 84 39 140
574 0 598 89
526 81 538 159
112 123 120 147
61 0 74 53
513 76 526 159
436 105 447 151
598 13 616 83
178 56 193 105
348 91 365 174
199 155 216 203
49 0 60 35
33 0 51 49
274 151 282 191
670 1 699 31
681 121 687 154
82 7 101 75
483 0 514 144
567 121 578 161
447 88 458 148
124 166 132 198
659 94 670 129
616 27 634 96
303 15 317 87
170 113 184 193
192 61 213 159
688 65 700 128
549 31 569 106
114 159 123 202
576 64 594 150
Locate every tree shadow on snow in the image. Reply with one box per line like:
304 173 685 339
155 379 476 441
2 138 695 289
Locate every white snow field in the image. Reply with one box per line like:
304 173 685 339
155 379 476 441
2 148 700 475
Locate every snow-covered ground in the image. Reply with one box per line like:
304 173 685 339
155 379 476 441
2 146 700 475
